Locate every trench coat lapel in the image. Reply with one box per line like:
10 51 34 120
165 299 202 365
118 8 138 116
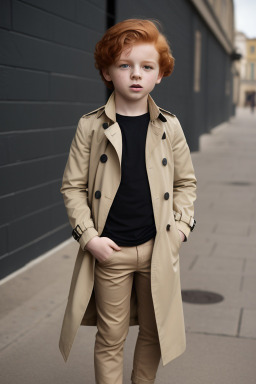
146 95 164 161
104 123 122 166
145 120 164 162
100 93 122 166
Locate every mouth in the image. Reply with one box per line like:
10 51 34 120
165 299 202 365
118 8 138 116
130 84 142 88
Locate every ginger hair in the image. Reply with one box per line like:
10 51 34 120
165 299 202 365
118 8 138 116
94 19 175 89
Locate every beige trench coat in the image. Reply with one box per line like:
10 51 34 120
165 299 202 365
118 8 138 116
59 92 197 366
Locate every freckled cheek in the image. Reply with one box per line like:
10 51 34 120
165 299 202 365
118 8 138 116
112 74 125 87
117 73 130 84
147 73 159 84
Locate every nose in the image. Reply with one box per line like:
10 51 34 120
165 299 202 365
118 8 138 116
131 65 142 80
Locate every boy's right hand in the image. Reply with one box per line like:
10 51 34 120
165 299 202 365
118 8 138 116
85 236 121 263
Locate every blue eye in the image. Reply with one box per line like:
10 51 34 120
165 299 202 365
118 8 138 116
120 64 129 68
144 65 153 70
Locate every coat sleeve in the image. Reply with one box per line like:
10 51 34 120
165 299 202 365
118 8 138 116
172 117 197 240
60 117 98 250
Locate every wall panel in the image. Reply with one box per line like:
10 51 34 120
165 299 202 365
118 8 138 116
0 0 107 278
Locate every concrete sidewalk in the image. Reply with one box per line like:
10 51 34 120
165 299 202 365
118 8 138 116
1 107 256 384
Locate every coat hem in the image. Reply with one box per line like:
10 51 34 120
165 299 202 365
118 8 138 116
59 339 70 363
161 344 186 366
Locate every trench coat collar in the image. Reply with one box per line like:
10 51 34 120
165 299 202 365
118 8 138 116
96 91 162 124
96 92 165 166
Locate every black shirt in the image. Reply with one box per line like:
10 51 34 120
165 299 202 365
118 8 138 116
101 112 156 246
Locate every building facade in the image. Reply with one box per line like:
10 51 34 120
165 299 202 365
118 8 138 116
0 0 235 279
235 32 256 107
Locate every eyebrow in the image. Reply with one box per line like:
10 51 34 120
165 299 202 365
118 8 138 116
118 59 157 64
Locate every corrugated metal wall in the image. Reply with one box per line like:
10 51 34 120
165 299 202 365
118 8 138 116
0 0 233 278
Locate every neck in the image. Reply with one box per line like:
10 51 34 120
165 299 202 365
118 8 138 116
114 94 148 116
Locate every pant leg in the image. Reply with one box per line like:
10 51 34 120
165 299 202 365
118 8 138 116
131 239 161 384
94 246 136 384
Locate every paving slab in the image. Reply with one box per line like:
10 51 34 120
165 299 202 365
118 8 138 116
244 259 256 275
190 256 244 274
211 242 256 260
214 222 250 236
183 304 241 336
242 276 256 296
198 231 256 246
240 309 256 338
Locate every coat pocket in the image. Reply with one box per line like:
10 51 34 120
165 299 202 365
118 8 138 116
166 218 182 267
173 223 182 247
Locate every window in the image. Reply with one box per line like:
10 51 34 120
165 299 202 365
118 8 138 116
251 63 255 80
250 46 255 54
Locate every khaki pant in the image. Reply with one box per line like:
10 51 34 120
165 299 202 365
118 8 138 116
94 238 161 384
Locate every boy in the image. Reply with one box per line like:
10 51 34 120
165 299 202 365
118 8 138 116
59 19 196 384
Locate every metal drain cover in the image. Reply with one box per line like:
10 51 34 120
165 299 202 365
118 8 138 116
181 289 224 304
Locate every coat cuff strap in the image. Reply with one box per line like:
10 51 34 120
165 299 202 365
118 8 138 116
79 227 99 251
173 211 196 237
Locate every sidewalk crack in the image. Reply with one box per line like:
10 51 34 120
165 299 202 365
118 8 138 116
188 255 199 271
236 307 244 337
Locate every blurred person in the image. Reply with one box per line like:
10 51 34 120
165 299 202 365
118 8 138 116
59 19 197 384
249 91 255 113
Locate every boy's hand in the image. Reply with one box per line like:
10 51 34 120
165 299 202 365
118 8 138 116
178 230 185 242
85 236 121 263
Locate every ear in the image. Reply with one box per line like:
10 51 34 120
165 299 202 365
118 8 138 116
102 68 112 82
155 72 163 85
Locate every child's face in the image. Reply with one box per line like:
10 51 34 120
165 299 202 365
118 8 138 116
102 43 163 105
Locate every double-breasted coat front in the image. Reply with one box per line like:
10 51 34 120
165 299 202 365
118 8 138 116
59 92 197 366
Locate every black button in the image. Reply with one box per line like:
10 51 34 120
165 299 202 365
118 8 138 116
164 192 169 200
159 113 167 122
162 158 167 166
162 132 166 140
100 154 108 163
166 224 171 231
95 190 101 199
102 123 109 129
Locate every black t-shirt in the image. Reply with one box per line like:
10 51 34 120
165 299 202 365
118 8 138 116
101 112 156 246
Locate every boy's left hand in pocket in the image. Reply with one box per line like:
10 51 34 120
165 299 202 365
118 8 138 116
178 230 185 242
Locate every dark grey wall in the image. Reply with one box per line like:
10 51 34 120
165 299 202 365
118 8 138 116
0 0 107 278
191 9 234 148
116 0 234 150
0 0 234 279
